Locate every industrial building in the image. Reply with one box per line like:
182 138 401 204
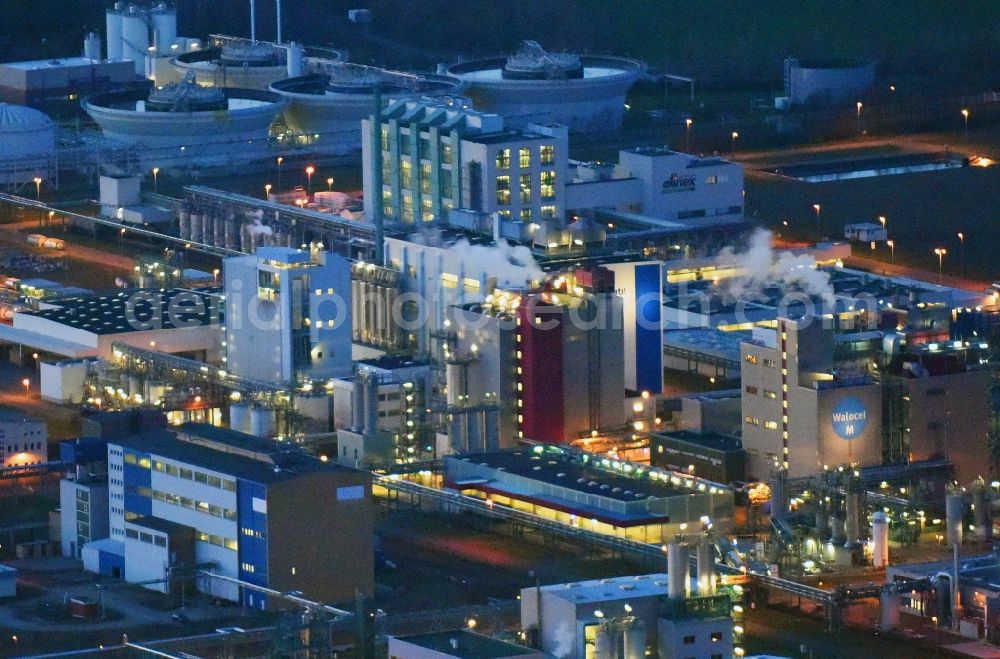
362 96 569 229
86 422 373 608
446 41 642 132
224 247 352 386
778 57 876 108
59 437 112 559
444 446 734 542
0 58 137 107
520 574 734 659
565 148 745 229
387 631 542 659
741 315 991 482
0 408 47 468
650 431 745 485
334 356 435 467
444 269 625 447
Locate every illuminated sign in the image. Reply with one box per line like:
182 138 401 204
832 397 868 440
662 174 695 193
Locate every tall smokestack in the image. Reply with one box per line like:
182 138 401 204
276 0 282 43
250 0 257 41
372 83 385 265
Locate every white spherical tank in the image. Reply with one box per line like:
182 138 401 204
151 3 177 56
249 406 277 438
122 5 150 76
871 511 889 568
106 3 124 61
0 104 56 185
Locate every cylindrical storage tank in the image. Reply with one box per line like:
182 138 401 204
351 374 364 432
622 619 645 659
249 406 277 438
294 394 332 434
466 411 482 453
845 491 863 547
946 493 965 547
225 216 238 250
696 537 715 595
788 58 876 106
815 503 829 540
872 511 889 568
666 541 688 599
770 472 786 518
880 587 901 631
594 624 616 659
286 42 304 78
84 32 103 61
935 574 952 623
214 213 225 247
484 408 499 451
229 402 251 434
177 208 190 240
973 489 992 541
151 3 177 56
121 6 150 76
446 362 465 406
363 374 378 434
189 213 202 244
106 7 124 61
830 513 847 544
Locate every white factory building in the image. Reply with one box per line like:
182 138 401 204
224 247 352 386
0 408 47 469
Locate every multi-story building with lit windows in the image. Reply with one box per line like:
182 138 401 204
88 423 372 608
0 408 47 468
224 247 352 385
362 97 568 228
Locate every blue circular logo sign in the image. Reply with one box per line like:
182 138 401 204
832 397 868 440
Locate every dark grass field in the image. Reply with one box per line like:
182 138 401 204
744 128 1000 282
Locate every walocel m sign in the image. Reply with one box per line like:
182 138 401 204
832 396 868 440
662 174 695 193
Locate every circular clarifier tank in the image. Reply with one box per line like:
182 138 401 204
447 41 642 132
270 65 464 153
83 76 287 164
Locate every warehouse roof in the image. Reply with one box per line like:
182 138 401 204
537 573 667 604
391 630 538 659
448 448 689 501
24 287 222 335
111 425 361 485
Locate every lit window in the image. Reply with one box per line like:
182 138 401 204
495 149 510 169
496 176 511 205
519 147 531 168
540 144 555 165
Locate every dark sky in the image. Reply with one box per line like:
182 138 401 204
2 1 999 88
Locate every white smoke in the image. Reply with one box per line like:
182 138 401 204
449 238 544 287
550 621 576 659
716 229 836 306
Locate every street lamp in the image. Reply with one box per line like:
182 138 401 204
22 378 29 399
856 101 863 134
276 156 284 190
152 167 160 194
731 131 739 156
213 268 220 283
264 183 272 200
326 177 334 191
685 118 692 152
957 232 965 277
887 239 895 264
812 204 821 242
878 215 886 230
305 165 315 195
962 108 969 140
934 247 947 284
33 177 42 200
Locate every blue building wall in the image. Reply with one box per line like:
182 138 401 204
236 479 269 610
98 547 125 576
634 263 663 393
122 450 152 519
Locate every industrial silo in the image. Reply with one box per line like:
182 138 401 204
150 2 177 56
105 2 125 61
121 5 150 76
